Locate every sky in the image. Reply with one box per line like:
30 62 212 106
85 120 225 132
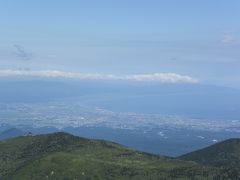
0 0 240 87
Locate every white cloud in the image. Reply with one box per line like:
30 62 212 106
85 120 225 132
0 69 198 83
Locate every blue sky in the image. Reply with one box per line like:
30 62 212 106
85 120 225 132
0 0 240 87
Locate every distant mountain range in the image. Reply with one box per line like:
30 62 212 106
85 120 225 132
0 132 239 179
0 128 25 140
0 80 240 119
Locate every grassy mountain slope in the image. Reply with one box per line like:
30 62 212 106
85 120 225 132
180 138 240 179
0 132 219 180
180 138 240 166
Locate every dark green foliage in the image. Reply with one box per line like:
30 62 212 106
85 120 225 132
180 138 240 179
179 139 240 165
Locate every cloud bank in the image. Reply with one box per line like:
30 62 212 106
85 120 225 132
0 69 198 83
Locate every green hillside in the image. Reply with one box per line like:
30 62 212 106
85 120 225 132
0 132 236 180
180 138 240 165
179 138 240 179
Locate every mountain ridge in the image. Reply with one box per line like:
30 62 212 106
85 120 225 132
179 138 240 166
0 132 223 180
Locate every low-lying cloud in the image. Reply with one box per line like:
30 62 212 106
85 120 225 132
0 69 198 83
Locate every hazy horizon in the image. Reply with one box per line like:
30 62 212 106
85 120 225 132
0 1 240 88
